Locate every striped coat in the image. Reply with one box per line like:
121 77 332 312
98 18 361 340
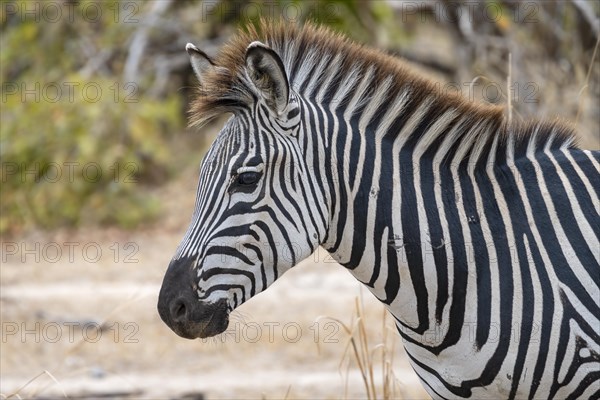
158 20 600 399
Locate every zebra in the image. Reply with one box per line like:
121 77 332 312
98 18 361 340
157 20 600 399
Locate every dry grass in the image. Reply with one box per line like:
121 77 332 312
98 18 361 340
1 370 66 399
317 294 410 400
575 36 600 128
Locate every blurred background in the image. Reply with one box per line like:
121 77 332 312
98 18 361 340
1 1 598 399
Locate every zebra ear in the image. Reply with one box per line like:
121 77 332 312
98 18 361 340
186 43 215 86
245 41 289 115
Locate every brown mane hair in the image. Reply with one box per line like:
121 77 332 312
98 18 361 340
189 19 577 150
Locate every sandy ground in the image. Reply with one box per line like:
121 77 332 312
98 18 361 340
0 157 430 399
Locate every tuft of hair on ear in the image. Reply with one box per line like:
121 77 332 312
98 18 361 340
186 43 216 87
245 41 289 115
186 44 253 128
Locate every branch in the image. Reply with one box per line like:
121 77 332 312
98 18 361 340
123 0 173 84
572 0 600 39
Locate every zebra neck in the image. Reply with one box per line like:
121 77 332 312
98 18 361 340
318 90 504 256
316 88 576 311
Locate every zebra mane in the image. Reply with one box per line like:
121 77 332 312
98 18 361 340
189 19 577 151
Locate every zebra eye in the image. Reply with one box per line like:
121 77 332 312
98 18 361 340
237 171 261 185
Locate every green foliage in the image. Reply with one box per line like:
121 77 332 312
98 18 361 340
1 75 181 234
1 1 182 235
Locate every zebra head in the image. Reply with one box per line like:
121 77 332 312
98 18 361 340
158 41 324 339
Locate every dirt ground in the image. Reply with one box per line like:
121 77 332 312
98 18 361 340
0 155 430 399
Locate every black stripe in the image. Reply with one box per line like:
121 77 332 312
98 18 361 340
458 160 491 351
420 133 450 324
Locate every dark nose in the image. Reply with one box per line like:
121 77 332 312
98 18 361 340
157 257 229 339
157 257 202 339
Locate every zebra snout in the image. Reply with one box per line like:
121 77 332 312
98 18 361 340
160 296 230 339
158 258 230 339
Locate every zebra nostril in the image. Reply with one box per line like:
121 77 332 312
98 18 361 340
170 298 187 322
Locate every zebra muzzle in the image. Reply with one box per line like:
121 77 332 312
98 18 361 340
158 257 230 339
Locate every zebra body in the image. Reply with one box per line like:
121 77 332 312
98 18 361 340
158 21 600 399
